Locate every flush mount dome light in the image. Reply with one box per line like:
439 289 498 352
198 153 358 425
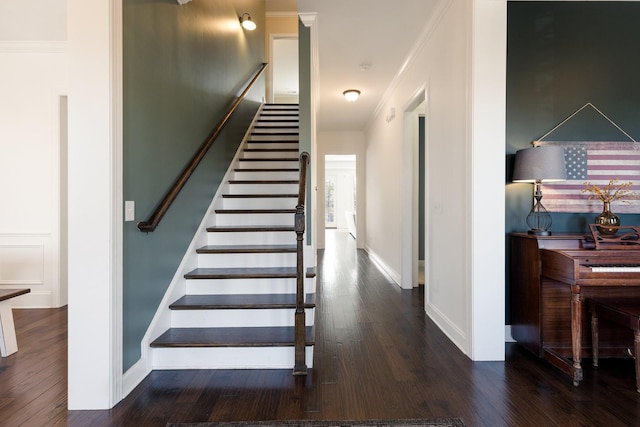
239 13 256 30
343 89 360 102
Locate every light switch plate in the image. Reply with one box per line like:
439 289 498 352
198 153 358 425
125 201 135 222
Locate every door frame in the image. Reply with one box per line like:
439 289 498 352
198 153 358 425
401 88 426 290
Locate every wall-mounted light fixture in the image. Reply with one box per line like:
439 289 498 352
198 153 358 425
343 89 360 102
239 13 256 30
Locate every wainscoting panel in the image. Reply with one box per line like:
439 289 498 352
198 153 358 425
0 244 44 285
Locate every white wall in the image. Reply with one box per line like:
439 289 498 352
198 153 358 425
0 1 68 308
364 0 505 361
67 0 123 409
0 0 66 41
316 131 366 249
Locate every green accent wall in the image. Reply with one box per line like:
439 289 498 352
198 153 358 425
123 0 265 370
506 1 640 323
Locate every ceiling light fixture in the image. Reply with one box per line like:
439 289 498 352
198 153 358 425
343 89 360 102
239 13 256 30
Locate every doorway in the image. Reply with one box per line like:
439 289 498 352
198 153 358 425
271 37 299 104
401 91 426 289
324 155 357 239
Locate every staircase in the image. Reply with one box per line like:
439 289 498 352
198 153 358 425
150 104 316 371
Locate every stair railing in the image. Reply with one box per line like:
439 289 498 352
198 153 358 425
137 63 268 232
293 151 310 375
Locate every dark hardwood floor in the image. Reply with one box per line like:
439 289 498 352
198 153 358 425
2 230 640 426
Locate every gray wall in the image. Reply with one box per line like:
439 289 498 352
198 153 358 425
505 1 640 323
123 0 265 370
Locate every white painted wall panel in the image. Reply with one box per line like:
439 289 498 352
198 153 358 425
363 0 506 360
0 245 44 285
0 41 68 308
0 0 67 41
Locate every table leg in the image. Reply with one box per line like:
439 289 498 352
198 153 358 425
571 286 583 386
0 301 19 357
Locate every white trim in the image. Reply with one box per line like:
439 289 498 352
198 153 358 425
0 41 67 53
505 325 515 343
67 0 123 409
401 87 427 290
363 245 401 286
425 300 468 355
110 0 124 405
365 0 454 130
298 12 317 28
122 357 149 398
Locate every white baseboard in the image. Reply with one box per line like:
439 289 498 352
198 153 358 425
505 325 515 343
122 358 150 399
363 245 401 286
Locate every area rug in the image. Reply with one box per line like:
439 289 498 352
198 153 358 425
167 419 465 427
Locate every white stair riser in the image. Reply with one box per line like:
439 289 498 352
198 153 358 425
170 308 315 328
253 128 298 134
246 142 298 150
255 119 299 125
151 346 313 370
242 151 299 159
237 160 298 169
214 213 293 226
196 252 296 268
207 231 295 245
232 170 298 180
185 277 315 295
227 183 298 195
222 197 297 210
254 122 299 128
249 135 299 142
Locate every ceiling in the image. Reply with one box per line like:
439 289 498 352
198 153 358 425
268 0 445 132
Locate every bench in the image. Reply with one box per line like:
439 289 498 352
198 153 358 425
589 297 640 392
0 288 30 357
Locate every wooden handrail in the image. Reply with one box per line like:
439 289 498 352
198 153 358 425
293 151 310 375
137 63 268 232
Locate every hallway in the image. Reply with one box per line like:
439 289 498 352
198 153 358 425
2 231 640 426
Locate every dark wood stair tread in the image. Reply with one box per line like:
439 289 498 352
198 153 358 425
150 326 314 348
206 225 294 232
234 168 298 172
239 158 298 162
196 244 296 254
229 180 298 184
184 267 316 279
252 132 299 136
246 141 299 145
253 125 299 129
244 148 299 152
222 193 297 198
215 209 296 214
169 293 315 310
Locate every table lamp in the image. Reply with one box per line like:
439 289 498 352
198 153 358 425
512 145 567 236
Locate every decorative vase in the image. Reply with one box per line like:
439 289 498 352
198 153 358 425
595 201 620 236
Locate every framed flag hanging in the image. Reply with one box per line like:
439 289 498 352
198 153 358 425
537 141 640 214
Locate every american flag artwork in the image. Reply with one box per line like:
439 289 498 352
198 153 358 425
538 141 640 214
